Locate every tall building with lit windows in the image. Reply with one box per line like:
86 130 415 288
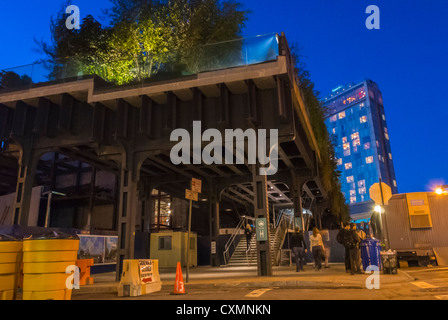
323 80 398 220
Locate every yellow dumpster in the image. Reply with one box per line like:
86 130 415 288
22 233 79 300
0 235 22 300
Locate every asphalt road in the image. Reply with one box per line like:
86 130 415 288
72 267 448 301
69 268 448 320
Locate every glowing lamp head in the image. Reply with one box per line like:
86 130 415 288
435 188 443 195
374 205 383 214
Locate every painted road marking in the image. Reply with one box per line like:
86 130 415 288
412 281 437 289
245 288 272 298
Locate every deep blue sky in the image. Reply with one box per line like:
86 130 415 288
0 0 447 194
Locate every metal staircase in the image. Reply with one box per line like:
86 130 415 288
227 233 257 267
224 213 292 267
271 214 292 266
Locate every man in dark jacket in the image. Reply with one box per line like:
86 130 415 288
337 222 351 273
289 228 307 272
348 223 362 275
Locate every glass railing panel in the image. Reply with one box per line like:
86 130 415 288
0 33 279 93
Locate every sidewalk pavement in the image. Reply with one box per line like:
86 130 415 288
73 263 417 295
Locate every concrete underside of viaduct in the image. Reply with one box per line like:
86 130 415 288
0 34 332 277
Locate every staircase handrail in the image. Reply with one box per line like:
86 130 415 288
223 215 255 265
275 209 284 228
272 214 293 265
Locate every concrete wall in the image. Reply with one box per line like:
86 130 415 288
0 186 43 226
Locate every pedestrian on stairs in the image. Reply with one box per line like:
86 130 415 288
245 224 252 251
289 227 307 272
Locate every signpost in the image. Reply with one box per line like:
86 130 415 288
185 178 201 283
185 189 198 202
191 178 202 193
369 181 392 205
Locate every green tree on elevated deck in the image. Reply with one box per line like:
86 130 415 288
37 0 248 85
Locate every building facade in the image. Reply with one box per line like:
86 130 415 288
323 80 398 218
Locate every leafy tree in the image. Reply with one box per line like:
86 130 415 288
38 0 248 84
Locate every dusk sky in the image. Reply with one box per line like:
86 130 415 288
0 0 447 194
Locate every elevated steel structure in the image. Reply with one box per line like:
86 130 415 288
0 33 329 277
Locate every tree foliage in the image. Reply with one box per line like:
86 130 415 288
0 71 32 89
290 44 350 223
38 0 248 84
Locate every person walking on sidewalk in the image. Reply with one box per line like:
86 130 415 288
289 227 307 272
245 223 252 251
348 223 362 275
310 227 324 271
321 229 331 268
337 222 351 273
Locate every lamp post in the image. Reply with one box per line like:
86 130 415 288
435 185 448 195
42 190 67 228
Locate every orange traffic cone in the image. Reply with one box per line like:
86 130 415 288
171 262 186 295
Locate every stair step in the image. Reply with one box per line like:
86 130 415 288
227 227 287 266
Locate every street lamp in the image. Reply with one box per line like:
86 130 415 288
372 203 390 250
435 185 448 195
374 205 383 214
42 190 67 228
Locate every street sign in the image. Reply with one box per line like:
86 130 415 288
191 178 202 193
256 218 268 241
185 189 198 201
294 217 303 231
369 182 392 205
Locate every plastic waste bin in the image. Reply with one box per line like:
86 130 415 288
380 250 398 274
22 231 79 300
360 238 382 271
0 234 22 300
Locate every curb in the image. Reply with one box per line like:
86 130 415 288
397 269 416 282
73 279 366 295
73 268 417 295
